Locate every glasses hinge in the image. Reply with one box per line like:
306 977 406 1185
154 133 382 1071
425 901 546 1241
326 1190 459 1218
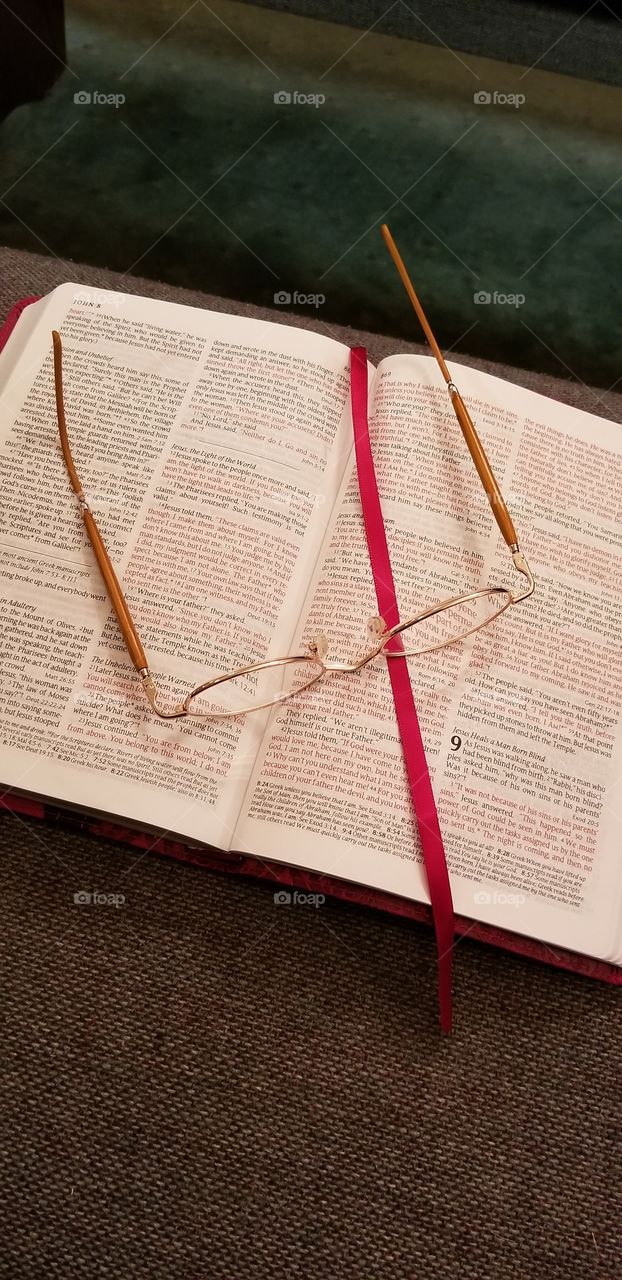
510 547 535 600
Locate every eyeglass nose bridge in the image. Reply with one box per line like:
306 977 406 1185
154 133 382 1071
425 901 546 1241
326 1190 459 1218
320 616 390 674
307 633 366 674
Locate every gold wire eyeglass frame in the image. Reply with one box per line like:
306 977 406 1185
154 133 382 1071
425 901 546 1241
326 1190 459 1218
51 228 534 721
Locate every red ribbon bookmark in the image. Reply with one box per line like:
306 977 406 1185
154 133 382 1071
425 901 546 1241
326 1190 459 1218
349 346 455 1032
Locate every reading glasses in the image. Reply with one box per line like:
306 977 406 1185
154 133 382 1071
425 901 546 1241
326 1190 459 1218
52 226 534 721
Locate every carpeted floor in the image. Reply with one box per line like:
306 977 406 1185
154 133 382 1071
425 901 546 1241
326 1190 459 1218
2 810 620 1279
0 246 620 1280
0 0 621 385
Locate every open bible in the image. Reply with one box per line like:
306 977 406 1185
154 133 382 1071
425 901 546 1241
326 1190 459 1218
1 284 621 977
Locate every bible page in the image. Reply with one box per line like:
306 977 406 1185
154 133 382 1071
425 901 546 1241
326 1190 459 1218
236 354 622 964
0 284 354 849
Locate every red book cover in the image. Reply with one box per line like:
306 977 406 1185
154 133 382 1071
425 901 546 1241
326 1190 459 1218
1 295 619 988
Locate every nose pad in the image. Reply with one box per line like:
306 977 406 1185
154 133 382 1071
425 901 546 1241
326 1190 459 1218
306 633 329 661
367 616 387 642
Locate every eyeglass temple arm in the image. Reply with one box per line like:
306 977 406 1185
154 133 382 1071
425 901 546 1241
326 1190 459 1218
380 224 521 553
52 330 149 673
